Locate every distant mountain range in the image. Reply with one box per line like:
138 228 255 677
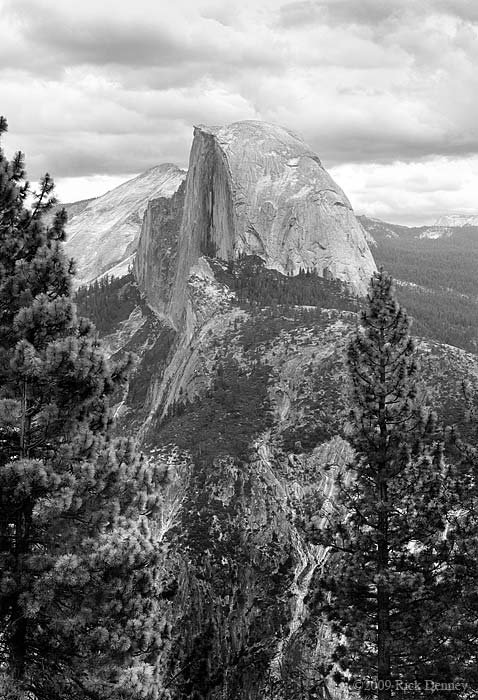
435 213 478 227
359 215 478 353
359 214 463 241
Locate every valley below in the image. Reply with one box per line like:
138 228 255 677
46 119 478 699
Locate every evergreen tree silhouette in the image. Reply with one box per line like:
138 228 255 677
312 270 454 698
0 117 172 700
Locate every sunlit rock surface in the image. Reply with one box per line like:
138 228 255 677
64 164 186 286
165 120 375 323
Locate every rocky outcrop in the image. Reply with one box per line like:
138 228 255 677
163 120 375 323
133 181 186 317
88 263 478 700
64 164 186 286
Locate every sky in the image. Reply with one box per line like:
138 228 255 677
1 0 478 225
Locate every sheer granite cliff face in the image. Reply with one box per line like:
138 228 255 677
133 181 186 317
160 120 376 324
64 164 186 286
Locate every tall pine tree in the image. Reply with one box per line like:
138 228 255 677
0 118 176 699
440 383 478 694
312 270 454 699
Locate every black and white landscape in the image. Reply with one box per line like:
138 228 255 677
1 2 478 700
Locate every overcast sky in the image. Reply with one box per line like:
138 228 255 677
1 0 478 225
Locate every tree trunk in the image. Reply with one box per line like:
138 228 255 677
377 486 391 700
377 337 391 700
9 379 32 683
10 601 28 681
9 503 32 683
19 379 30 459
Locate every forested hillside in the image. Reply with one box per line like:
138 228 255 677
5 107 478 700
75 273 141 335
361 216 478 353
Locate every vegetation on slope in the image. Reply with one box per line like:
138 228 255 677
75 273 141 335
312 271 455 698
210 255 359 313
158 354 273 461
391 283 478 353
0 117 174 700
371 225 478 296
366 219 478 353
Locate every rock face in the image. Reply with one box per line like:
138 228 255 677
64 164 186 286
92 267 478 699
133 181 186 317
164 120 375 323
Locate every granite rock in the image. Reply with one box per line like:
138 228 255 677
166 120 376 323
64 164 186 286
133 181 186 317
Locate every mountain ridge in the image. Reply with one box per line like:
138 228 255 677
133 120 376 327
435 213 478 227
63 163 187 286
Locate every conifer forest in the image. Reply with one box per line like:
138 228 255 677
2 109 478 700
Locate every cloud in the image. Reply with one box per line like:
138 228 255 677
437 0 478 23
0 0 477 222
330 156 478 225
1 0 285 78
277 0 407 29
0 70 257 177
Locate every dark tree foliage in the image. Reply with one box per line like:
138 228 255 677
75 273 141 336
155 354 299 699
442 384 478 693
158 354 273 463
211 255 359 313
0 118 171 700
309 271 456 699
371 229 478 353
372 228 478 297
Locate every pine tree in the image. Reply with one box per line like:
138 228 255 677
312 270 454 699
0 118 176 699
440 383 478 692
